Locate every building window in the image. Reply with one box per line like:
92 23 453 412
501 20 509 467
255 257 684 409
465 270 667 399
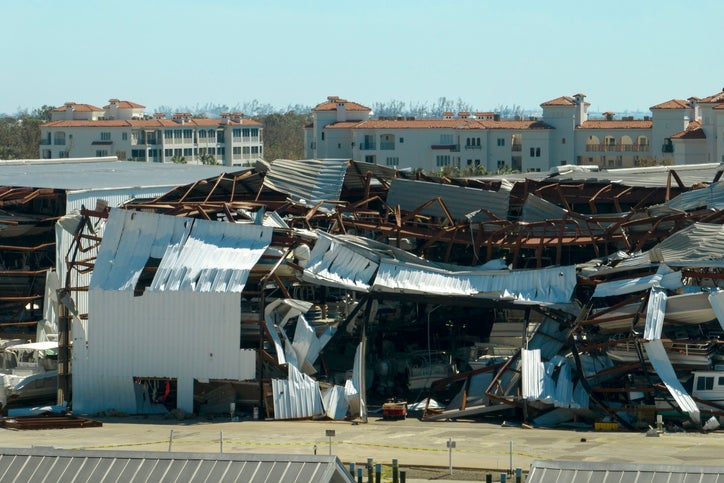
386 157 399 166
321 132 325 141
364 155 376 163
561 138 566 144
183 148 192 156
164 149 173 157
536 148 541 157
436 155 451 167
54 132 66 145
116 150 127 160
58 151 67 158
164 130 173 139
174 148 182 156
183 129 193 139
467 159 473 165
251 128 259 137
217 131 225 143
497 160 505 169
233 128 241 138
100 132 111 141
122 132 128 141
399 137 404 143
440 134 453 145
233 146 241 155
251 146 259 154
96 150 109 157
497 138 505 147
199 130 207 138
131 149 145 160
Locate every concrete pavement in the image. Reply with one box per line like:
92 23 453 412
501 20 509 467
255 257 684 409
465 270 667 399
2 415 723 481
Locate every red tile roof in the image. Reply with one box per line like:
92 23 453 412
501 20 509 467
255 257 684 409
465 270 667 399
51 103 104 112
699 90 724 104
712 103 724 110
41 118 262 128
578 120 652 129
671 121 705 139
540 96 576 107
103 100 146 109
325 119 551 130
312 96 371 112
650 99 690 109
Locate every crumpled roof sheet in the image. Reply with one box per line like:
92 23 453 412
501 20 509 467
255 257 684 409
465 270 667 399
520 193 567 221
661 180 724 212
272 364 324 420
91 209 272 292
648 222 724 264
373 261 576 303
386 178 512 221
302 232 576 303
262 158 349 209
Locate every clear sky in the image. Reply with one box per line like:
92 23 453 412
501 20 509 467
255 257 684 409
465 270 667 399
4 0 724 116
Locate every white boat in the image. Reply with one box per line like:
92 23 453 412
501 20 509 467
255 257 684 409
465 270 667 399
607 339 714 368
0 340 58 411
691 371 724 411
588 291 716 333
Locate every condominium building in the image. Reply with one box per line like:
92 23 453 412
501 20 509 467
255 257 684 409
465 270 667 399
304 91 724 172
40 99 263 166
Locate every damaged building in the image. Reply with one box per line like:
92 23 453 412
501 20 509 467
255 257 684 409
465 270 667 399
4 156 724 431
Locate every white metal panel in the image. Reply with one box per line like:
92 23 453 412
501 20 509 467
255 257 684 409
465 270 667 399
643 288 667 341
272 364 324 420
321 385 349 420
91 210 272 293
77 290 246 414
301 233 378 291
592 265 682 297
648 222 724 264
374 262 576 304
522 348 543 400
643 339 700 425
151 218 272 292
291 314 323 375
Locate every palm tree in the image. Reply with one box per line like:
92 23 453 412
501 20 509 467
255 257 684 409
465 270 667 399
200 153 218 165
171 155 186 164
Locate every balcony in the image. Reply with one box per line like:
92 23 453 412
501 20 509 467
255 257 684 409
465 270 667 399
662 144 674 153
585 144 650 152
359 142 376 150
54 140 66 146
431 144 460 152
380 142 395 150
511 144 522 152
464 145 482 150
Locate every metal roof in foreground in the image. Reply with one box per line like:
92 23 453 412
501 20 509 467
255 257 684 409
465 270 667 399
527 459 724 483
0 447 354 483
0 157 245 191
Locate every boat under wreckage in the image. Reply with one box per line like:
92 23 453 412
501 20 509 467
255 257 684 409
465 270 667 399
0 340 58 412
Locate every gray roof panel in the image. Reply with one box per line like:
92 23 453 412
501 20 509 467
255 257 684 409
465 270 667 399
0 158 244 191
0 448 354 483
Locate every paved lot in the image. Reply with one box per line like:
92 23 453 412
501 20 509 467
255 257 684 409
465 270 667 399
2 415 724 481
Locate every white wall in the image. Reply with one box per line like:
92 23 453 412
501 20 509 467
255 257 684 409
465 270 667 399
75 290 255 415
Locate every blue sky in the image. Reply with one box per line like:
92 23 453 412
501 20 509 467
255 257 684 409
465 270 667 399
4 0 723 115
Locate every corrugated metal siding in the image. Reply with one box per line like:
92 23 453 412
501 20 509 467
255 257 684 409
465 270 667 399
262 159 348 209
272 364 324 420
528 460 724 483
663 180 724 211
91 210 272 293
649 222 724 263
77 291 253 414
344 160 404 190
373 262 576 304
58 188 173 322
520 193 567 221
0 448 354 483
387 178 511 221
301 233 379 291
